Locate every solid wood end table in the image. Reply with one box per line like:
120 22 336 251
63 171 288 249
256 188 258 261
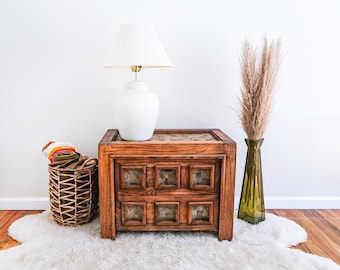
98 129 236 241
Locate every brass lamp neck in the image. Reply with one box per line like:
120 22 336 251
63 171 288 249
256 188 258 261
131 66 142 80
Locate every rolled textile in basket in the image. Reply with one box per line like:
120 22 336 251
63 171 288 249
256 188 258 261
42 141 76 162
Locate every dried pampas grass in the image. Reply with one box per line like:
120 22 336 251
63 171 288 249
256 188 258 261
239 37 283 140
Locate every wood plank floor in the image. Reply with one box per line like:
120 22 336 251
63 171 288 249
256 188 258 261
0 210 339 265
267 210 340 265
0 210 42 250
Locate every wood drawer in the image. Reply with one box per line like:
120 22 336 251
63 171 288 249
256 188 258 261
114 157 222 193
116 198 219 231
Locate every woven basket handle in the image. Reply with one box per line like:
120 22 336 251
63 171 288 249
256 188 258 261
78 158 98 170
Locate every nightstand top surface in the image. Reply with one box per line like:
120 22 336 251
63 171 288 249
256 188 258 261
99 129 235 145
115 132 217 142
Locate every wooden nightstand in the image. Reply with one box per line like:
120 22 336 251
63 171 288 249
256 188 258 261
98 129 236 241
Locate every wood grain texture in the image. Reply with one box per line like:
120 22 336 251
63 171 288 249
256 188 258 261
267 209 340 265
98 139 115 239
0 210 339 265
0 210 41 250
98 129 236 241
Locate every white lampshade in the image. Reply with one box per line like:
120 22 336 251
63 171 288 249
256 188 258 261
103 23 172 68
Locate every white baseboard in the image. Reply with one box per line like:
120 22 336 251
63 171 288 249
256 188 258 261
0 196 339 210
0 197 49 210
235 196 340 209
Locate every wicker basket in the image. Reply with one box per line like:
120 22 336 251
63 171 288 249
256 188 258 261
48 158 99 226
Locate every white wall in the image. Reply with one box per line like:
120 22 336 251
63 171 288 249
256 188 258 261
1 0 339 209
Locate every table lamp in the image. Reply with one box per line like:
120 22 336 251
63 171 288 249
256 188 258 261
103 23 172 141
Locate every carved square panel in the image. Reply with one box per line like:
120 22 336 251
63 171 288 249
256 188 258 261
189 165 215 189
121 202 146 225
120 166 146 189
188 202 213 225
155 202 179 225
155 166 180 189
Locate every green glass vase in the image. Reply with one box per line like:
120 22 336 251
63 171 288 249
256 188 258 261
237 138 265 224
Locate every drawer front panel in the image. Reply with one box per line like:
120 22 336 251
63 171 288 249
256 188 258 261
116 196 219 231
114 156 222 194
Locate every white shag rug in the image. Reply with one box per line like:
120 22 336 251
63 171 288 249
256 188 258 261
0 211 339 270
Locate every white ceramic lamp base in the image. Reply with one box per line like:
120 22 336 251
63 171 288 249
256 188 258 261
113 80 159 141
